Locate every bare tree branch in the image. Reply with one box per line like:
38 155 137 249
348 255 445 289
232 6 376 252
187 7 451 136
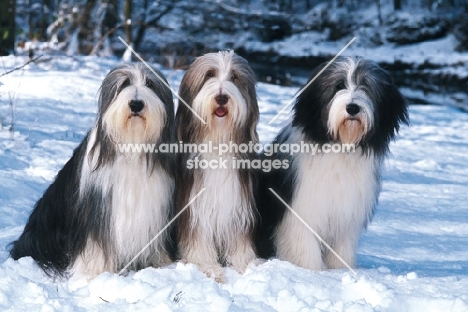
89 23 125 56
0 55 43 78
89 2 175 55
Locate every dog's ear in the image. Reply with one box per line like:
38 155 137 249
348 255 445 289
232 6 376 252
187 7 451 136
147 66 174 113
176 63 210 142
147 66 175 144
98 65 133 115
176 78 193 142
292 62 332 144
231 54 260 143
382 78 409 131
367 63 409 155
178 56 211 108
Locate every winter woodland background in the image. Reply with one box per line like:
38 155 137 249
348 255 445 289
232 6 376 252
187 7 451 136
1 0 468 110
0 1 468 311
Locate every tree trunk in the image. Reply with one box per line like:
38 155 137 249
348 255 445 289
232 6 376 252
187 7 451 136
133 0 148 51
394 0 402 10
102 0 118 37
78 0 97 54
0 0 16 56
376 0 382 25
124 0 132 44
42 0 54 40
28 0 34 40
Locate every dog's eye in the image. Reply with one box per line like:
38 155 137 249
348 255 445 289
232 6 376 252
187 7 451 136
230 74 237 82
145 79 157 91
336 81 346 91
120 78 131 91
206 70 215 79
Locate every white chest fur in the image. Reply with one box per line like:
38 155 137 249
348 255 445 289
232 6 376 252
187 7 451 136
110 156 172 260
291 149 380 239
189 153 255 247
275 133 382 270
75 130 173 275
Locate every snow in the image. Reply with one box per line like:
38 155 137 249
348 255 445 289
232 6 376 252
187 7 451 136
1 55 468 311
245 30 468 69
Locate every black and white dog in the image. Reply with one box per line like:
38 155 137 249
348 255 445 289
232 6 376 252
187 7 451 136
256 56 408 270
10 63 176 279
175 51 259 282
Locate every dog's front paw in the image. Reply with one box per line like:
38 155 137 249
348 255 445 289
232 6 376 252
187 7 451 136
199 264 225 283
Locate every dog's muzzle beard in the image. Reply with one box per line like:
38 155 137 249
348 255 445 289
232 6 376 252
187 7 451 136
124 98 148 141
103 86 166 145
327 92 374 145
213 93 229 118
192 80 248 139
129 99 144 117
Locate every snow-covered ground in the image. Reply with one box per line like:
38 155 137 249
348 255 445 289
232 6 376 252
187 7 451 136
0 56 467 311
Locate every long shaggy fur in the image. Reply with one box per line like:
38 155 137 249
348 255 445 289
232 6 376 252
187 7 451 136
175 51 259 282
10 63 176 279
256 56 408 270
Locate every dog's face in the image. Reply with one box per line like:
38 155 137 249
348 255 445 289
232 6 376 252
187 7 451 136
325 58 376 145
177 51 259 143
99 63 173 144
293 57 408 153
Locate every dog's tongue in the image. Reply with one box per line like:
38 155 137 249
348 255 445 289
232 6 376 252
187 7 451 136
214 107 228 117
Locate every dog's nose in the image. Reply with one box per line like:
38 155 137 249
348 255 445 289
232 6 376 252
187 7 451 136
129 100 144 113
215 94 229 106
346 103 360 116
